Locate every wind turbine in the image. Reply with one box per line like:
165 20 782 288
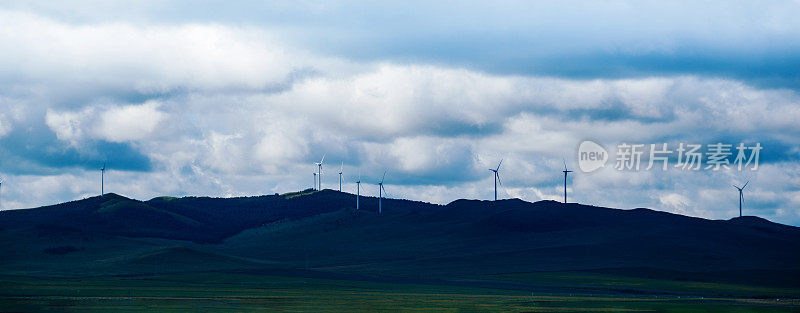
314 154 325 190
100 162 106 198
338 161 343 192
356 172 361 210
562 160 573 204
733 181 749 217
378 171 387 215
488 159 502 201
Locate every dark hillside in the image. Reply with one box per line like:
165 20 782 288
1 189 798 292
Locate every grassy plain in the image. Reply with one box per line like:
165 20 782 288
2 272 798 312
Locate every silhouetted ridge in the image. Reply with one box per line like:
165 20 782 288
1 191 799 279
729 215 800 234
731 215 783 225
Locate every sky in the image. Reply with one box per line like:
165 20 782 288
0 1 799 225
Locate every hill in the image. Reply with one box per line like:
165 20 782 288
1 189 799 296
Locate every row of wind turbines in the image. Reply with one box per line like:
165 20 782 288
309 154 752 218
312 154 387 214
0 157 750 218
488 159 573 203
312 154 573 215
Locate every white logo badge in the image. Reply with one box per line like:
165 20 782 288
578 140 608 173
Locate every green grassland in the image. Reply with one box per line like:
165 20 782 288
488 271 800 299
1 272 798 312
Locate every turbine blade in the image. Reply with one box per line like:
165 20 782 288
321 154 325 163
742 181 749 189
733 184 739 189
497 159 503 171
563 159 567 171
497 173 502 186
381 170 387 183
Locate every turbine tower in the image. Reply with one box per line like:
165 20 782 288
101 162 106 198
378 171 387 215
314 154 325 190
356 173 361 210
488 159 502 201
562 160 573 204
338 161 343 192
733 181 749 217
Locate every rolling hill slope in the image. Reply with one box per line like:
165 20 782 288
1 189 798 292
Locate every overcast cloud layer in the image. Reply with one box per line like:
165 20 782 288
1 1 799 225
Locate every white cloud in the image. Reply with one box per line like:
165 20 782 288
0 9 325 99
45 107 93 146
26 62 800 225
659 193 692 214
93 101 165 142
254 131 308 166
45 101 166 145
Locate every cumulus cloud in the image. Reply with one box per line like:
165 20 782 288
94 101 165 142
255 131 309 166
45 101 166 144
45 107 94 146
0 8 342 107
16 61 800 226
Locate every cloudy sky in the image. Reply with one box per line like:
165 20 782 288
1 1 799 225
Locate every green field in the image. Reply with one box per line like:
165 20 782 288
2 272 798 312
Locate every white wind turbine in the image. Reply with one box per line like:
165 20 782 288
563 159 573 204
100 162 106 198
488 159 502 201
314 154 325 190
338 161 343 192
378 171 387 215
733 181 749 217
356 172 361 210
